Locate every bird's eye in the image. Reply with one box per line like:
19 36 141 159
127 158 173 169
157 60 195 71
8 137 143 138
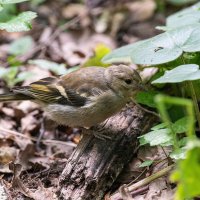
124 79 132 84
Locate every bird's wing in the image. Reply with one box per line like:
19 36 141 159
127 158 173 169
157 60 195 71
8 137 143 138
13 67 109 107
13 76 87 107
60 67 109 96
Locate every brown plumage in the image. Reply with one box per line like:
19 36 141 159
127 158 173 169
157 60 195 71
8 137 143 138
0 65 145 127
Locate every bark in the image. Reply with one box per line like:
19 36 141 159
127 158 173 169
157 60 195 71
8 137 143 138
59 104 156 200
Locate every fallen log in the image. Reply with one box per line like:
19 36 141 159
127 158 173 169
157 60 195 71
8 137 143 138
59 103 156 200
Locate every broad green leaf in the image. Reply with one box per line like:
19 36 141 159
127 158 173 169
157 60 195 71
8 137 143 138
103 24 200 65
0 4 17 22
130 34 182 65
136 91 158 108
0 67 34 86
139 129 172 146
148 118 189 134
0 11 37 32
83 43 111 67
166 2 200 29
139 160 153 168
9 36 33 55
178 137 188 147
170 148 186 160
139 117 188 147
30 59 80 75
152 64 200 83
0 66 18 87
13 71 33 85
172 117 189 134
151 123 167 131
0 67 7 77
102 43 135 63
29 59 68 75
0 0 28 4
7 55 22 66
0 4 3 11
171 140 200 200
3 67 18 80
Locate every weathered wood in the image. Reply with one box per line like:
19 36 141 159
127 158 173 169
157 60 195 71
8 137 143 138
59 104 156 200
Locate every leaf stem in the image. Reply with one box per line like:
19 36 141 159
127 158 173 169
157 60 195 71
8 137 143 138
110 165 175 200
187 82 200 130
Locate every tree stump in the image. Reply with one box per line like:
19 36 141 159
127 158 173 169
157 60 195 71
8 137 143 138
59 104 156 200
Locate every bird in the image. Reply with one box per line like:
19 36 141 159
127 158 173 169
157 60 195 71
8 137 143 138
0 65 145 128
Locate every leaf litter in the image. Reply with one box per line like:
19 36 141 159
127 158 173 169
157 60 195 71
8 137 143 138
0 0 175 199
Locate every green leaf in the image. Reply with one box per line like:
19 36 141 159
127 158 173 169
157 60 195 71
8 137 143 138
0 4 17 22
139 129 172 146
0 67 7 77
4 67 18 80
139 160 153 168
29 59 78 75
171 140 200 200
83 43 111 67
178 137 188 147
0 4 3 11
9 36 33 55
0 11 37 32
102 43 134 64
0 0 28 4
136 91 158 108
103 24 200 65
13 71 33 84
166 2 200 29
29 59 67 75
170 148 186 160
7 55 22 66
152 64 200 84
139 117 188 147
172 117 190 134
0 66 18 87
0 66 34 86
151 123 167 131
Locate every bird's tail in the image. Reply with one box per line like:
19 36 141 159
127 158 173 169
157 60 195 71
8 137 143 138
0 93 33 102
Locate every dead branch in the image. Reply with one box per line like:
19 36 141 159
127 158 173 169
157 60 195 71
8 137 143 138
59 103 156 200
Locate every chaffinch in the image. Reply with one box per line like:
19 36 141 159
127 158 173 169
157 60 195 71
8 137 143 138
0 65 145 127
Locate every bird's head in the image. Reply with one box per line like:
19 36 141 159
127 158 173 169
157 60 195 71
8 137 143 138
105 65 145 98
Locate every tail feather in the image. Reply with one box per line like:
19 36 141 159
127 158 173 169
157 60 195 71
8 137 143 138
0 93 33 102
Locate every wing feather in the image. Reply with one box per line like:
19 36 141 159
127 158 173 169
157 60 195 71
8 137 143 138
12 67 109 107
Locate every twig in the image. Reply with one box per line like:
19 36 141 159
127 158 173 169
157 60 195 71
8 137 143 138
19 17 80 62
131 98 160 118
110 164 174 200
41 16 80 47
0 127 76 147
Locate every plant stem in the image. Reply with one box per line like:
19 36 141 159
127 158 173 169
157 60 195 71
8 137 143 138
110 164 175 200
156 95 179 149
187 82 200 130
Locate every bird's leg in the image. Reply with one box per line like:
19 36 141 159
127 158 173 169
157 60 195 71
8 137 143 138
91 125 112 140
36 117 45 150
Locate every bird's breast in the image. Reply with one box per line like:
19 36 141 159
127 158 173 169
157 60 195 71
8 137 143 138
44 92 127 127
